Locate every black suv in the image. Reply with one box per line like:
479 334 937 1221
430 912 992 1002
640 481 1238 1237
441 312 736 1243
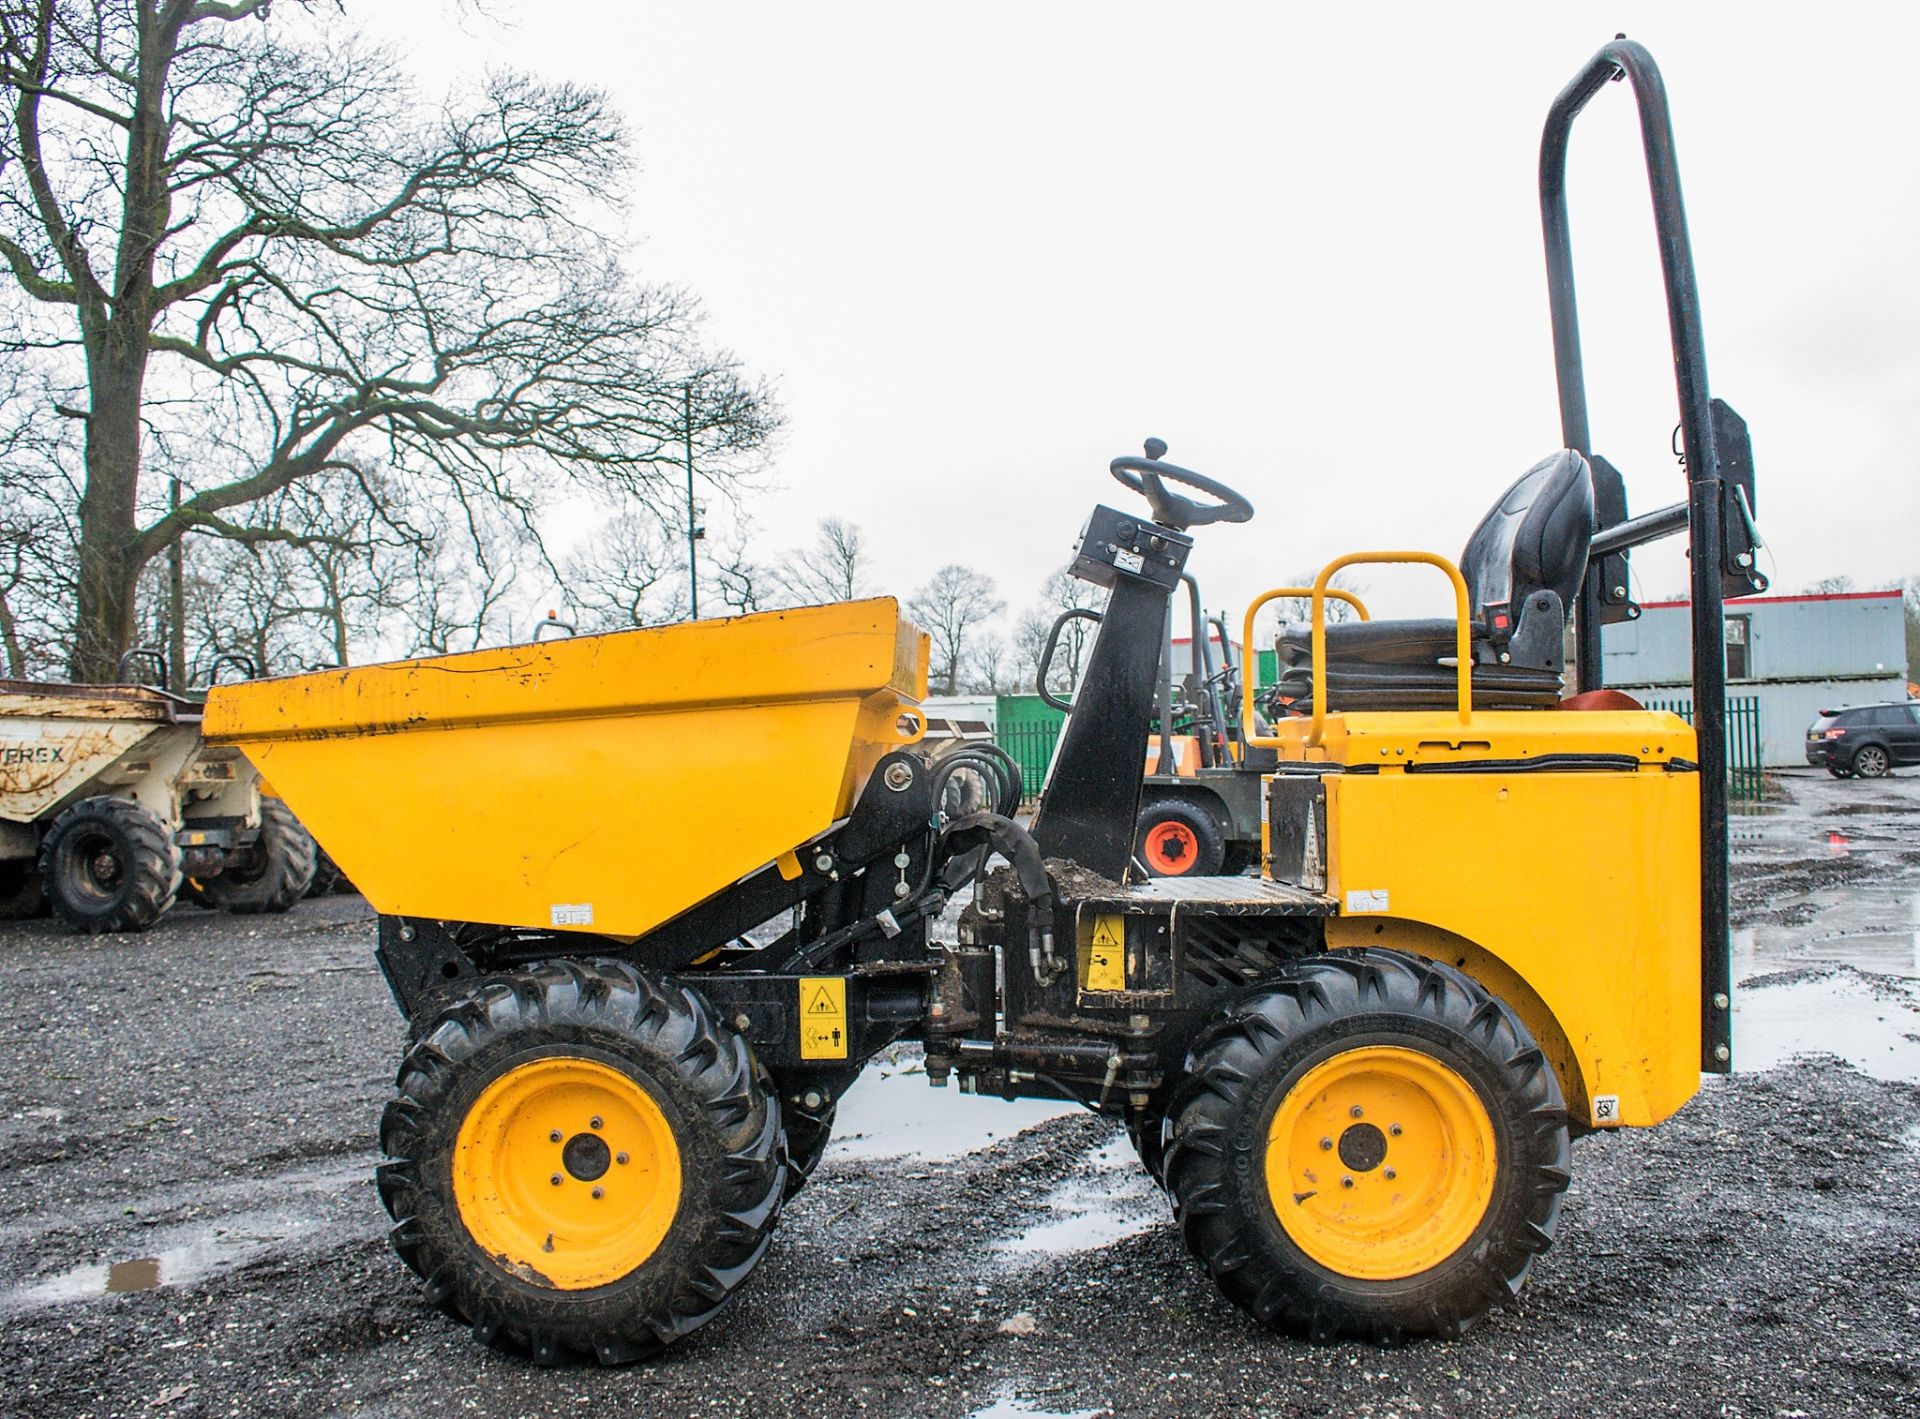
1805 701 1920 778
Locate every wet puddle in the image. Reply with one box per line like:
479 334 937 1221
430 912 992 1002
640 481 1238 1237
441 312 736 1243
969 1399 1109 1419
996 1136 1161 1259
1734 883 1920 978
1734 970 1920 1085
833 1063 1079 1162
1 1211 327 1313
0 1160 366 1314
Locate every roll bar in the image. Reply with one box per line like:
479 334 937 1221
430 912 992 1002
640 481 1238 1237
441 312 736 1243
1238 556 1468 751
1540 36 1735 1073
1236 581 1376 752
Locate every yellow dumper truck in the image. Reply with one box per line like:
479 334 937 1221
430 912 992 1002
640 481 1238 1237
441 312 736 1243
206 38 1759 1364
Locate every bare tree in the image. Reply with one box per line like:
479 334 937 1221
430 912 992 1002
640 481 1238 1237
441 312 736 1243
706 523 771 617
564 509 682 634
907 564 1003 695
965 633 1022 696
135 464 472 677
1261 568 1367 635
1803 575 1856 595
767 517 871 607
0 357 78 675
1013 567 1102 700
0 3 776 680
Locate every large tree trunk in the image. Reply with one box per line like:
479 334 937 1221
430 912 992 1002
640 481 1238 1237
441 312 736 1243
69 365 149 683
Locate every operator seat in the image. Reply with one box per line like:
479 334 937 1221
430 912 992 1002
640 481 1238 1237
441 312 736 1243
1273 449 1594 711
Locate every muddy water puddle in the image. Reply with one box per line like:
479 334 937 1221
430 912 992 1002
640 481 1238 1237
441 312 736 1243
995 1135 1162 1259
1735 882 1920 977
0 1158 369 1315
0 1208 329 1313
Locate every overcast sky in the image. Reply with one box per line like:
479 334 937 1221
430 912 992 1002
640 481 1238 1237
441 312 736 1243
359 2 1920 632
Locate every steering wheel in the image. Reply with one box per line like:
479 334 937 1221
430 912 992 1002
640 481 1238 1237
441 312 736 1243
1109 438 1255 530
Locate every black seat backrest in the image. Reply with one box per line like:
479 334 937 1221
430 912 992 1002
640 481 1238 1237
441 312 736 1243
1459 449 1594 633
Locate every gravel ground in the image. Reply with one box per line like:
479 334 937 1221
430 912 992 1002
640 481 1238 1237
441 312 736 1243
0 770 1915 1418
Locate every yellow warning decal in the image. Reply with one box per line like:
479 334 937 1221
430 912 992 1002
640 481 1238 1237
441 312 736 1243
799 976 848 1060
1084 914 1127 992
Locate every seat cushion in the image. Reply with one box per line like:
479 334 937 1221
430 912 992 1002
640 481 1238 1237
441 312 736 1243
1276 618 1479 669
1274 661 1563 713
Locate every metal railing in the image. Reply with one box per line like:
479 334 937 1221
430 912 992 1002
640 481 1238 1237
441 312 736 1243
995 717 1063 804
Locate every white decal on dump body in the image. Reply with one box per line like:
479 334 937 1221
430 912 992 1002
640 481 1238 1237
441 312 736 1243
1591 1094 1622 1126
1344 889 1389 913
550 903 594 927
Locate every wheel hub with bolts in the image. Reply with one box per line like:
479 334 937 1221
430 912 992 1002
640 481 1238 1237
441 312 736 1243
1262 1044 1498 1282
452 1055 681 1290
1143 821 1196 873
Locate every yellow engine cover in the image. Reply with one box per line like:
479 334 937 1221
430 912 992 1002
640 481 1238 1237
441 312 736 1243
1270 708 1704 1130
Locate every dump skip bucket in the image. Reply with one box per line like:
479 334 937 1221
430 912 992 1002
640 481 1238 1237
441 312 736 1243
204 599 929 938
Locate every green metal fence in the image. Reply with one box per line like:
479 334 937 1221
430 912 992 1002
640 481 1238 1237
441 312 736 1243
994 694 1065 802
1641 694 1765 801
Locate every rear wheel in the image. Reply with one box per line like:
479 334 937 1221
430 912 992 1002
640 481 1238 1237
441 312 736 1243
37 797 181 933
1851 744 1891 779
377 959 784 1364
198 798 317 913
1136 798 1226 877
1165 949 1569 1341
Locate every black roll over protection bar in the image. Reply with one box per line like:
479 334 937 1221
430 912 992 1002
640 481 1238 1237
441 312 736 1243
1540 36 1760 1074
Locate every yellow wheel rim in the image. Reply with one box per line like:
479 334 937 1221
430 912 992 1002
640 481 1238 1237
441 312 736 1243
1263 1045 1497 1281
453 1056 683 1290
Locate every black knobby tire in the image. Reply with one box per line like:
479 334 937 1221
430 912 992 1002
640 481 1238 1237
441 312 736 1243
1827 765 1853 779
376 958 785 1365
1136 797 1227 877
1164 948 1570 1342
199 798 317 913
1851 744 1891 779
37 796 181 933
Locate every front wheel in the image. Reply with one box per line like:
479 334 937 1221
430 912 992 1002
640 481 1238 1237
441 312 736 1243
37 797 181 933
377 960 784 1364
1165 949 1570 1342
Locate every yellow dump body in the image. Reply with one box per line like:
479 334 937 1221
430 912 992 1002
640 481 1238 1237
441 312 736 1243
1263 708 1702 1131
203 599 930 939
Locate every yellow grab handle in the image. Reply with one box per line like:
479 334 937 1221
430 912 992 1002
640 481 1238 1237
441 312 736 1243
1307 553 1472 748
1239 586 1371 750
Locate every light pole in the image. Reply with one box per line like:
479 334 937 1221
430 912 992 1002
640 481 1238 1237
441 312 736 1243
683 383 700 619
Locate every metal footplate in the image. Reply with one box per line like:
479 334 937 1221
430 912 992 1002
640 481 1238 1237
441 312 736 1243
1077 876 1336 915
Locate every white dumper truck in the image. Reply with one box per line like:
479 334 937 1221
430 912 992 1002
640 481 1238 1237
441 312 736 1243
1 675 315 931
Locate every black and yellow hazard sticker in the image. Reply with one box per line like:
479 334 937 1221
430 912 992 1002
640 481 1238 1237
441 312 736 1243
1083 914 1126 992
799 976 848 1060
